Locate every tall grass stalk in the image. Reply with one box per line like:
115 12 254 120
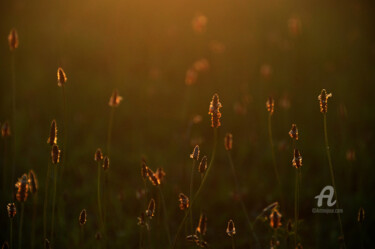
97 161 104 233
50 166 58 242
158 186 172 246
189 160 196 232
3 139 8 193
323 114 346 248
231 236 235 249
31 194 38 249
267 113 280 186
43 161 51 240
11 52 17 197
107 107 115 156
294 169 299 246
226 151 260 248
10 218 13 249
18 203 25 249
172 128 218 249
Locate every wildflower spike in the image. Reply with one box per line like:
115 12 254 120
79 209 87 226
292 149 302 169
196 213 207 235
7 203 16 218
51 144 61 164
145 198 155 218
57 67 67 87
15 174 29 202
190 145 200 160
103 156 109 170
178 193 189 210
224 133 233 151
208 93 222 128
226 219 236 237
109 89 123 107
47 120 57 146
266 97 275 114
8 29 18 51
318 89 332 114
198 156 208 173
289 124 298 140
28 170 38 194
94 148 103 161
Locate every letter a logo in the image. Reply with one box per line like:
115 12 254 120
315 185 336 207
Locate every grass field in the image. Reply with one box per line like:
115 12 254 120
0 0 374 248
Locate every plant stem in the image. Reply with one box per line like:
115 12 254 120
50 166 58 242
11 52 17 199
158 186 172 246
227 151 260 249
3 139 8 194
231 236 235 249
18 203 24 249
294 169 299 247
10 218 13 249
31 195 38 249
172 128 218 249
43 161 51 240
323 114 346 249
97 162 104 232
189 160 196 232
268 113 280 186
107 107 115 156
139 226 143 249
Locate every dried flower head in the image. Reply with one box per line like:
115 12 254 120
186 234 199 242
141 158 148 180
109 89 123 107
28 170 38 194
292 149 302 169
51 144 61 164
193 58 210 72
146 167 159 186
226 219 236 237
198 156 207 173
289 124 298 140
8 29 19 51
224 133 233 151
208 93 222 128
102 156 110 170
196 240 208 248
196 213 207 235
47 120 57 146
178 193 189 210
15 174 29 202
185 68 198 85
7 203 16 218
266 97 275 114
192 14 207 33
190 145 200 160
57 67 67 87
94 148 103 161
1 121 11 137
79 209 87 226
44 238 50 249
154 168 166 184
358 207 365 224
2 242 9 249
318 89 332 114
269 208 282 229
145 198 155 218
262 202 279 214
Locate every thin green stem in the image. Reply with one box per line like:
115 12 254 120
189 160 196 232
18 203 25 249
172 128 218 249
231 236 235 249
61 86 67 165
3 139 8 194
31 195 38 249
10 218 13 249
294 169 299 247
158 186 172 246
43 161 51 240
97 162 104 232
50 166 58 242
139 226 143 249
11 52 17 199
107 107 115 156
268 113 280 186
323 114 346 249
227 151 260 249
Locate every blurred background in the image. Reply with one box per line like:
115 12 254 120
0 0 374 248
